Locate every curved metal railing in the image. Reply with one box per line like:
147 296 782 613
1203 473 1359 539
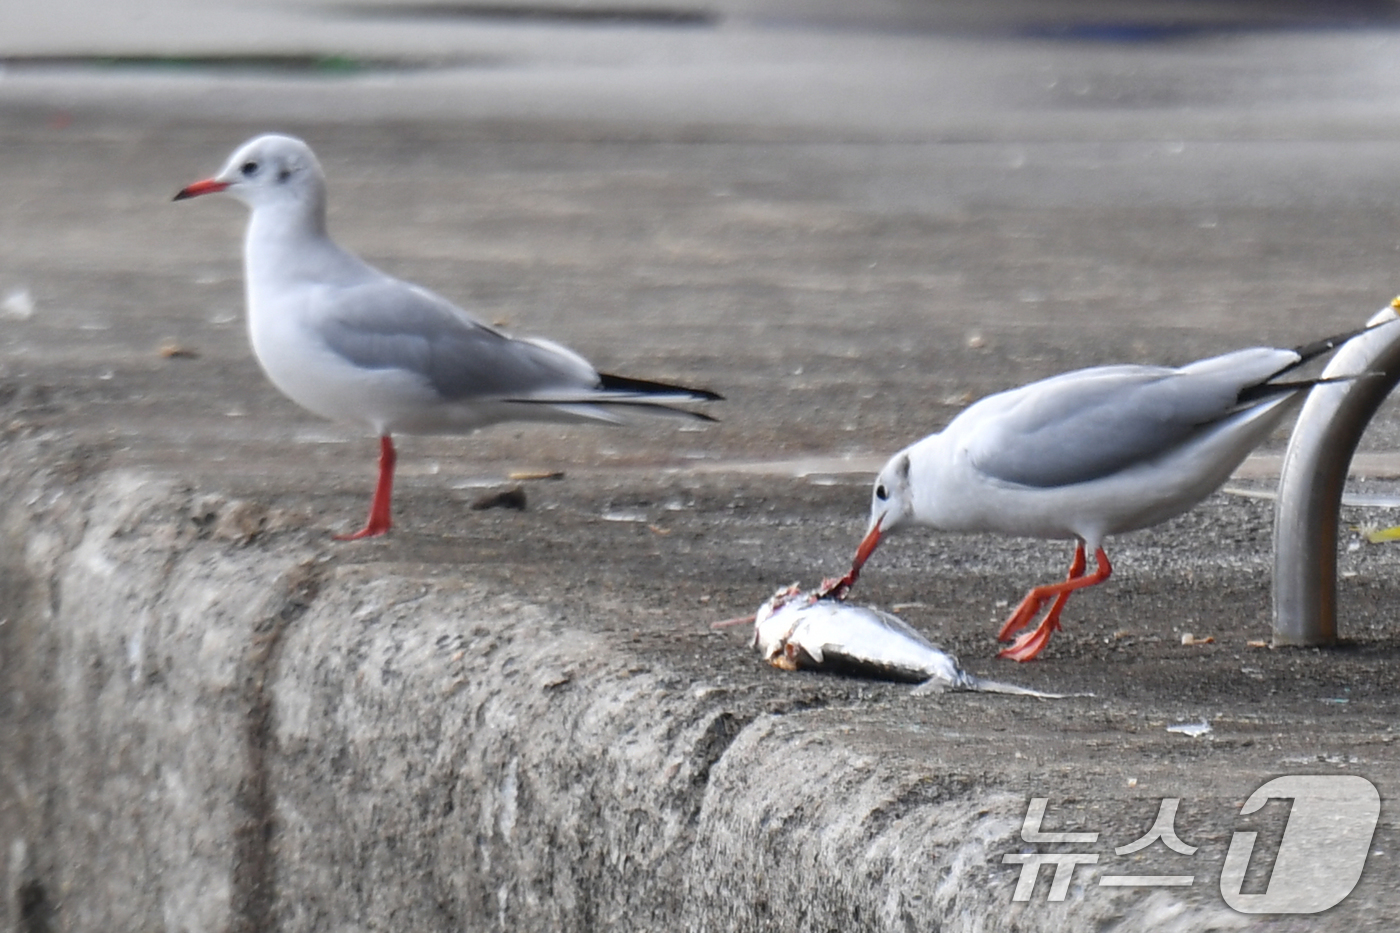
1273 305 1400 645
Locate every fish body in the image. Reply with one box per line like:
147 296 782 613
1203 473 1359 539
753 586 1077 698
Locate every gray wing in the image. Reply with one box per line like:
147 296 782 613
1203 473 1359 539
309 279 598 400
964 348 1300 488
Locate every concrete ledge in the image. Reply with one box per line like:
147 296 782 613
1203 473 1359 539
2 453 1260 932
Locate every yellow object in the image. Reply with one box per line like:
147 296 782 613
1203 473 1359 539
1362 524 1400 544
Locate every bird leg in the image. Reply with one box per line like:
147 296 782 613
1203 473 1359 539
996 545 1111 662
336 435 396 540
997 542 1086 641
1039 541 1088 633
997 551 1084 662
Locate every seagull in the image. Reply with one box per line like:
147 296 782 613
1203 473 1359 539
823 329 1370 661
175 134 720 539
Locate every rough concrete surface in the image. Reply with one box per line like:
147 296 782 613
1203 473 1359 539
9 2 1400 930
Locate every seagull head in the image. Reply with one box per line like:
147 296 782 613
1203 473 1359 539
864 448 914 545
825 449 912 595
173 134 325 212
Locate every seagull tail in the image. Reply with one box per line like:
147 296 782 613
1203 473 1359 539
1236 371 1381 406
502 373 722 423
565 399 720 423
587 371 723 420
1231 322 1395 406
597 372 724 403
1272 321 1392 380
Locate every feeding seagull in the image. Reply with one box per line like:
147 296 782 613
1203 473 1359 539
823 328 1377 661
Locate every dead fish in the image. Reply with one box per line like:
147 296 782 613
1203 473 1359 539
752 585 1082 698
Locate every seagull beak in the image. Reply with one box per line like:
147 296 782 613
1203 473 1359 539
852 517 883 577
172 178 230 201
817 515 884 600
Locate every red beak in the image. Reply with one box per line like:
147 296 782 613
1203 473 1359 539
852 520 883 574
172 178 230 201
817 518 883 599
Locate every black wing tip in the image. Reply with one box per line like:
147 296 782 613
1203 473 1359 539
1264 321 1387 384
1235 379 1310 405
593 399 722 422
598 371 724 402
1290 321 1392 365
1236 372 1374 406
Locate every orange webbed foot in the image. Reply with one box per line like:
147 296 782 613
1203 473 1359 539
997 617 1059 662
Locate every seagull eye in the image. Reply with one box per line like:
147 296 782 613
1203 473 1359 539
875 484 888 501
240 160 260 177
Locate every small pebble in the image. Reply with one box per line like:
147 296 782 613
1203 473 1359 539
471 486 527 511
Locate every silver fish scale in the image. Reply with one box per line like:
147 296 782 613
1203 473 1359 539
752 589 1081 699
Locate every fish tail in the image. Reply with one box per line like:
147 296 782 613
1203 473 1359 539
961 676 1086 699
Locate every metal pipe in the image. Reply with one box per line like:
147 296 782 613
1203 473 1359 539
1273 306 1400 646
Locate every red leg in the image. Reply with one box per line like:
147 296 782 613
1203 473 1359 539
335 435 396 540
997 542 1087 641
997 547 1111 662
1043 541 1089 628
1030 543 1087 637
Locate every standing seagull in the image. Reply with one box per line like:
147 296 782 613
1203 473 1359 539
824 330 1369 661
175 134 719 539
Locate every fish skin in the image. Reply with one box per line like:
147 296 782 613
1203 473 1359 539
753 586 1086 699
